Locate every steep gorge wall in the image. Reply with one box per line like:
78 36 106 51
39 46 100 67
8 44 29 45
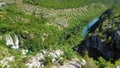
74 5 120 61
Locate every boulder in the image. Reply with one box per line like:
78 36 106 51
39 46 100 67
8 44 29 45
0 2 7 10
116 66 120 68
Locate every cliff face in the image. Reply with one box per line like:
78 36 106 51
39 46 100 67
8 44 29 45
75 4 120 61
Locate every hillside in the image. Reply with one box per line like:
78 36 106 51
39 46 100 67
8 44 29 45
75 3 120 68
0 0 120 68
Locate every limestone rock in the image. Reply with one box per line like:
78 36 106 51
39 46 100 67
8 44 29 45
0 56 14 68
26 50 63 68
0 2 7 10
26 50 86 68
52 58 84 68
74 8 120 61
116 66 120 68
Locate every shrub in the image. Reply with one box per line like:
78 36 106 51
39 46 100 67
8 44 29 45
44 55 53 65
98 57 108 68
115 59 120 66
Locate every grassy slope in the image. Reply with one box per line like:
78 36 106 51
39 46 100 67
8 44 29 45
22 0 114 9
0 4 106 50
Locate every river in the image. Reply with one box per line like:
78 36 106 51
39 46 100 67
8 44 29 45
82 17 99 37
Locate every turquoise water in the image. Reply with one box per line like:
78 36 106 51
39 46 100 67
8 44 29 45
82 17 99 37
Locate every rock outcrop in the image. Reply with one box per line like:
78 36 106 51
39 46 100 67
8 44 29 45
26 50 63 68
74 6 120 61
52 59 85 68
0 56 14 68
26 50 86 68
0 2 7 10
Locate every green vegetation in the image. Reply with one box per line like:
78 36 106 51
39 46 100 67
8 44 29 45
0 46 10 60
0 1 107 53
22 0 114 9
82 3 120 68
0 0 120 68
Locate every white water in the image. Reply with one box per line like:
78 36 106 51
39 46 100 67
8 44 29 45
6 35 14 46
6 35 19 49
12 35 19 49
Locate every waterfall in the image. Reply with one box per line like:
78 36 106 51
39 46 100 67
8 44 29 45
6 34 20 50
6 35 14 46
12 35 19 49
